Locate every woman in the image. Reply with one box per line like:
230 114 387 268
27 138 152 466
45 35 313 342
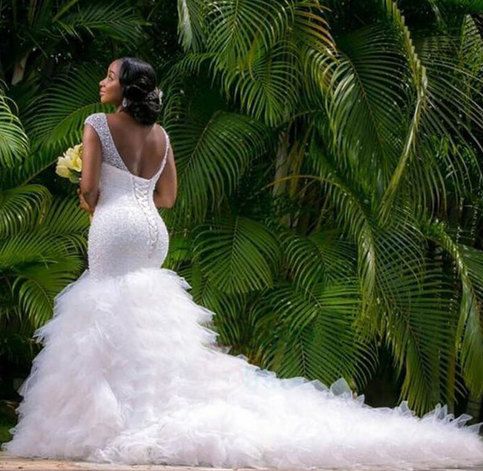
2 57 483 470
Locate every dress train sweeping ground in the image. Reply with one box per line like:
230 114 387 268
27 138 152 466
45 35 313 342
2 112 483 470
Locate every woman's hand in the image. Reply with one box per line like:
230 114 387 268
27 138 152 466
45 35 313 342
77 187 94 214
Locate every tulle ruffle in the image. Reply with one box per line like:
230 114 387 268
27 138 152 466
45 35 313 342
2 267 483 470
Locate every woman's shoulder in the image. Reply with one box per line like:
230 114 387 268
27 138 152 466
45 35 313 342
154 122 169 138
84 111 105 127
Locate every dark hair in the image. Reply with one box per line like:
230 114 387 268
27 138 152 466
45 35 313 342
118 57 161 126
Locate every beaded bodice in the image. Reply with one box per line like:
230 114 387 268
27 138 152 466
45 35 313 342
83 112 171 279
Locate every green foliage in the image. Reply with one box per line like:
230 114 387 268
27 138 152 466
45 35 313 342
0 90 29 167
193 214 281 293
0 0 482 417
0 194 89 328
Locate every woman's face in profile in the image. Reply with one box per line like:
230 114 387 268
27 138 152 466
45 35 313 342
99 59 122 106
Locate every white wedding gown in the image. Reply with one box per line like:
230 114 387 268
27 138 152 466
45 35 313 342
2 111 483 470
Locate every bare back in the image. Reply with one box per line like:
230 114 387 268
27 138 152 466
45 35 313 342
105 112 168 181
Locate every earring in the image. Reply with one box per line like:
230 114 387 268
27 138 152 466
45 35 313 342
122 97 128 108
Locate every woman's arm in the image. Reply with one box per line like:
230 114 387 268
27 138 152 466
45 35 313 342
154 144 177 209
79 123 102 213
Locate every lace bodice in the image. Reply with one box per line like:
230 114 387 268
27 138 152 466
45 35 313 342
83 112 171 279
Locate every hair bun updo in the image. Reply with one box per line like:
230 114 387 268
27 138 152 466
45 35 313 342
123 83 149 101
119 57 162 126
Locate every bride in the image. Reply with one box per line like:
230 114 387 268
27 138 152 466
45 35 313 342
2 57 483 470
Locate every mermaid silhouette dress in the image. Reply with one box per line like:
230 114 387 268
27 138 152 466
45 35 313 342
2 112 483 469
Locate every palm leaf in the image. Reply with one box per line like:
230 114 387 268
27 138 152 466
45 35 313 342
12 258 84 328
193 214 281 293
170 110 272 222
253 278 373 388
178 0 208 52
424 220 483 395
281 227 356 290
205 0 294 69
24 64 107 150
36 196 90 254
0 184 52 238
49 1 148 43
402 14 483 211
218 40 303 126
1 230 84 328
327 24 409 185
378 0 429 221
384 262 457 414
0 91 30 167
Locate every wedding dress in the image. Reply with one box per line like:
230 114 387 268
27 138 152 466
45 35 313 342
2 111 483 470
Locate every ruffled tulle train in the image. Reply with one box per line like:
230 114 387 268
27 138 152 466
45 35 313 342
2 267 483 470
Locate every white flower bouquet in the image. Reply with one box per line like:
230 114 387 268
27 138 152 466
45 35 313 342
55 143 83 183
55 143 93 222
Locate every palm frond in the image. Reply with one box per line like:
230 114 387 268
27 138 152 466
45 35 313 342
378 0 429 222
178 0 208 52
403 14 483 212
12 257 84 328
281 228 356 290
24 64 108 151
170 110 272 222
47 1 147 44
0 184 52 238
205 0 294 69
253 278 372 388
283 0 336 103
326 23 411 195
36 196 90 253
0 91 30 167
384 262 457 414
1 230 84 327
193 214 281 294
424 220 483 395
216 39 303 126
0 146 66 190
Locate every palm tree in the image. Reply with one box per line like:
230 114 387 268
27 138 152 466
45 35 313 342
167 0 483 416
0 0 481 420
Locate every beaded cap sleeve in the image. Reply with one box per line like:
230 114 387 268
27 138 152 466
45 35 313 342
84 112 126 171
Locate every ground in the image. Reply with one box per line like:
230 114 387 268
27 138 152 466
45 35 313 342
1 452 229 470
1 453 483 471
